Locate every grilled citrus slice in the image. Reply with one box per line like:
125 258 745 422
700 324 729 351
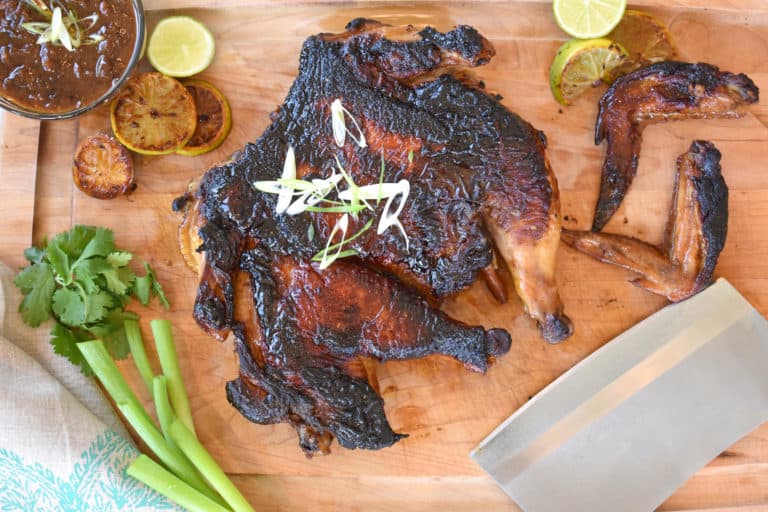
73 133 134 199
110 72 197 155
549 38 629 105
609 10 677 65
177 79 232 156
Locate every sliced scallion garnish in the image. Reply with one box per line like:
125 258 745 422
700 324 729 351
252 153 410 268
253 98 412 269
20 1 101 51
23 0 51 17
312 216 375 268
304 204 368 214
331 98 367 148
378 184 411 251
275 146 296 214
377 151 386 206
317 213 350 270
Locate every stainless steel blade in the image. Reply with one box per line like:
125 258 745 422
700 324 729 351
471 278 768 512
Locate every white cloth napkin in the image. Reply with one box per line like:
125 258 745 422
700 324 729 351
0 263 176 511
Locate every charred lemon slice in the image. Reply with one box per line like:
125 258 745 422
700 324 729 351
607 10 678 77
177 79 232 156
73 133 134 200
549 38 629 105
110 72 197 155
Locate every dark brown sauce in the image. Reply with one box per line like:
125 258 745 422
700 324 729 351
0 0 136 113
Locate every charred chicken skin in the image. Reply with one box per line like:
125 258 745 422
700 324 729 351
179 20 569 455
592 62 758 231
563 141 727 301
229 248 511 453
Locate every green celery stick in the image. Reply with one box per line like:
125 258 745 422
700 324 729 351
127 455 231 512
153 375 175 446
151 319 196 435
125 319 154 394
117 401 226 506
77 340 222 504
169 419 255 512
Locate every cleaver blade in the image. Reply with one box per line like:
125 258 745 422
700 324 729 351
471 278 768 512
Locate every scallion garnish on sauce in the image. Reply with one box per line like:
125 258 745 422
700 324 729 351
21 0 103 51
252 99 411 269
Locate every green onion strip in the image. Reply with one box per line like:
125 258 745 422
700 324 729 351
21 1 101 51
251 99 412 269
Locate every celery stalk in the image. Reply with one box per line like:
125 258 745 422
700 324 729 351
119 402 226 506
125 319 154 394
127 455 232 512
151 319 196 435
169 419 255 512
77 340 222 505
153 375 175 446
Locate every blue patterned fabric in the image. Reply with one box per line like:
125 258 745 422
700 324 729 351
0 430 178 512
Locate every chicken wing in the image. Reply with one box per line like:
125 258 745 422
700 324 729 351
563 140 728 301
592 62 757 231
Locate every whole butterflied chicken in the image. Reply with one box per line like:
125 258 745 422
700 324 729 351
176 19 571 455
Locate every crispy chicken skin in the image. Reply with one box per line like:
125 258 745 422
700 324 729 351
189 19 572 343
563 141 728 301
316 19 572 341
228 247 510 455
592 62 758 231
178 19 578 455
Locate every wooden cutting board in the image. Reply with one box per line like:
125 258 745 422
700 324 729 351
3 1 768 510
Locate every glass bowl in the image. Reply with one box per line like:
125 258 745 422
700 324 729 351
0 0 146 120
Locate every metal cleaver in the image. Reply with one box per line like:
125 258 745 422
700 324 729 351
471 278 768 512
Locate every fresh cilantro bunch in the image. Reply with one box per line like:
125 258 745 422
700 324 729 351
14 225 169 375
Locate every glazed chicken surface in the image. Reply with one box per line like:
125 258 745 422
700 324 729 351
177 19 571 455
591 62 758 231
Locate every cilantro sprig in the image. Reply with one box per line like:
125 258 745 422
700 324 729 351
14 225 169 375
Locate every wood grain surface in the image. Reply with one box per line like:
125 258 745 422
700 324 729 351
0 112 39 270
2 2 768 510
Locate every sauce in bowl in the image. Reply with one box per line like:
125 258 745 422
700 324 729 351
0 0 138 114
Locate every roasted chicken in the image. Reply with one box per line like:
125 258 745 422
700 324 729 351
177 20 571 454
592 62 758 231
228 248 510 453
563 140 727 301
